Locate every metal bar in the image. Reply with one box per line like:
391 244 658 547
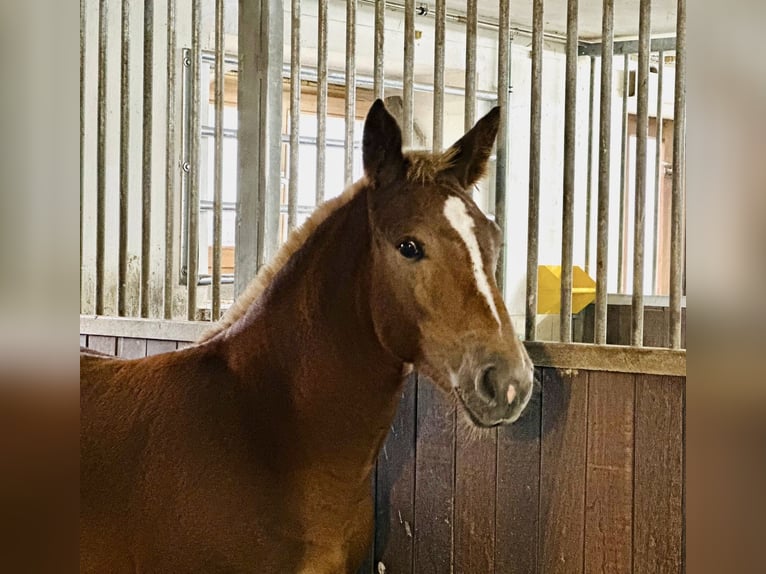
212 0 225 320
80 0 85 293
316 0 328 204
141 0 154 318
578 36 675 57
373 0 384 100
617 52 629 291
163 0 177 319
584 55 595 275
402 0 414 146
464 0 477 131
344 0 356 185
289 0 301 229
432 0 445 152
494 0 510 290
96 0 107 315
187 0 201 320
118 0 130 316
669 0 686 348
560 0 578 343
631 0 651 347
594 0 614 345
525 0 543 341
651 50 664 293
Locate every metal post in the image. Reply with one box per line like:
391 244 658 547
669 0 686 348
495 0 510 290
81 0 86 293
289 0 301 229
651 50 664 294
212 0 225 319
432 0 445 153
560 0 578 342
525 0 543 341
187 0 201 319
617 52 629 291
631 0 651 346
464 0 477 131
584 55 595 275
316 0 328 204
594 0 614 344
402 0 414 147
141 0 154 318
96 0 107 315
118 0 130 316
373 0 385 101
164 0 177 319
344 0 356 185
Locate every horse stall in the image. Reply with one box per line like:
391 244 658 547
80 0 685 572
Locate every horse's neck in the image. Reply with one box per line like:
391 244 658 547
223 191 406 477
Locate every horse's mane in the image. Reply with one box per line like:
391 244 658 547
199 150 456 342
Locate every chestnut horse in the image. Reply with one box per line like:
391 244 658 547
80 100 534 573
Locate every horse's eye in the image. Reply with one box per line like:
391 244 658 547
397 239 424 260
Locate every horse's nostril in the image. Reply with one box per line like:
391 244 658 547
478 367 497 403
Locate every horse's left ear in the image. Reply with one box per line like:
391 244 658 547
442 107 501 188
363 99 406 188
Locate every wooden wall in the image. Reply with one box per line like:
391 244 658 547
80 334 685 573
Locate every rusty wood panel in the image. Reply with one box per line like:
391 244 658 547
145 339 178 356
413 378 455 574
117 337 148 359
495 368 542 573
539 368 588 574
454 417 496 571
87 335 117 356
584 371 635 573
374 374 417 573
633 375 683 573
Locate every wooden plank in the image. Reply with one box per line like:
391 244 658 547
374 373 417 573
643 307 668 347
86 335 116 356
633 375 683 573
117 337 148 359
356 466 377 574
145 339 179 356
495 367 542 573
80 315 208 341
584 371 635 573
413 377 455 574
539 368 588 574
454 412 496 572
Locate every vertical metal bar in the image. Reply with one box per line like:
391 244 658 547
164 0 177 319
669 0 686 348
118 0 130 316
584 55 595 275
373 0 385 101
187 0 201 320
651 50 664 294
96 0 107 315
464 0 477 131
212 0 225 319
631 0 651 346
80 0 85 290
594 0 614 345
141 0 154 318
402 0 414 146
560 0 578 343
617 52 629 291
494 0 510 290
344 0 356 185
289 0 301 229
432 0 445 153
525 0 543 341
316 0 328 205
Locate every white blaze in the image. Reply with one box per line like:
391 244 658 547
443 196 502 329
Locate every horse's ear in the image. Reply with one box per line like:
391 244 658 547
442 106 501 188
363 99 405 187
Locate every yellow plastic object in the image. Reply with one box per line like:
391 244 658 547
537 265 596 315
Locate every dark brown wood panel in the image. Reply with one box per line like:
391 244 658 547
86 335 117 356
584 371 635 573
495 367 542 574
633 375 683 574
413 378 455 574
117 337 147 359
146 339 178 356
539 368 589 574
374 374 418 573
356 469 377 574
643 308 669 347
